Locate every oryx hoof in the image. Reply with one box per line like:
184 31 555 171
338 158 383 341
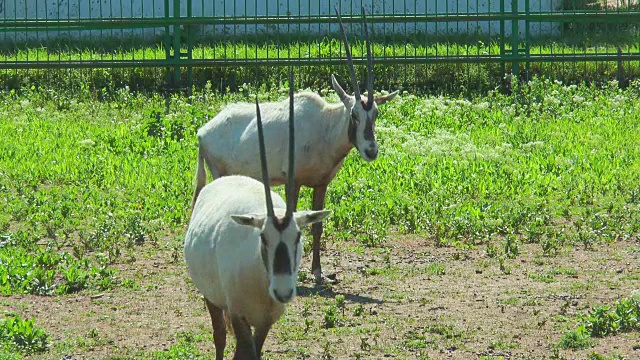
313 270 338 286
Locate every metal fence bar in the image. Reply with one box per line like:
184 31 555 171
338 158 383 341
3 53 640 69
3 12 640 29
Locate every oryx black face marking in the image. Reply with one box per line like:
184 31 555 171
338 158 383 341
363 116 375 141
349 108 376 146
260 234 268 270
348 113 358 147
273 242 292 275
294 232 301 266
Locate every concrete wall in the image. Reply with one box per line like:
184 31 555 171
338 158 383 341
1 0 562 43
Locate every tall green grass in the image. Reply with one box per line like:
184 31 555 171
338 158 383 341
1 77 639 297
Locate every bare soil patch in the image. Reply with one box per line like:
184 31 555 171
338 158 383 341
4 235 639 359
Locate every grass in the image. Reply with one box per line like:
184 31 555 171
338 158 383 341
2 78 640 292
1 76 639 358
0 31 639 95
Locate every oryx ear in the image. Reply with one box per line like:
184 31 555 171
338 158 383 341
294 210 331 227
374 90 399 105
231 214 266 228
331 74 350 105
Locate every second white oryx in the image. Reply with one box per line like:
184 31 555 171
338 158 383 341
184 74 329 360
191 7 398 284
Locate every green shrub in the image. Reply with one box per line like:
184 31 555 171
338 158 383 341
0 315 49 355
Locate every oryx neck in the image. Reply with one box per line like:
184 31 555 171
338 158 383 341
325 103 354 157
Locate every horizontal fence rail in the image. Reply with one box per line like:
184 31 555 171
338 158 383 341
0 0 639 93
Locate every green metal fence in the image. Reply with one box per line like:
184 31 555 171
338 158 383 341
0 0 639 93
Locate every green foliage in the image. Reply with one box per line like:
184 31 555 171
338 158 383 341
587 352 628 360
0 315 49 355
0 245 120 295
503 235 519 259
144 331 208 359
583 297 640 337
322 303 339 329
559 294 640 349
2 79 640 284
561 0 640 38
321 295 350 329
558 325 592 349
425 262 446 276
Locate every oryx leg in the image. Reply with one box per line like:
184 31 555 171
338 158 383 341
311 184 332 285
204 298 226 360
254 323 273 359
231 315 258 360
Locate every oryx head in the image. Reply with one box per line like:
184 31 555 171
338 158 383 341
333 6 399 162
231 72 329 304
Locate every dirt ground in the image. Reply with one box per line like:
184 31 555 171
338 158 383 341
4 235 640 359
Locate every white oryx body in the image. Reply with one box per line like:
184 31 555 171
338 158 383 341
196 92 353 188
185 176 296 327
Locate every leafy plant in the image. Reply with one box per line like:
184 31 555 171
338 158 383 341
559 295 640 349
557 325 592 350
322 303 338 329
0 315 49 355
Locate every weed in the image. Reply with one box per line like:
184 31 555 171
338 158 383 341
0 315 49 355
335 295 346 316
587 352 628 360
425 262 446 276
558 325 592 349
541 236 559 257
528 272 556 283
503 235 519 259
488 338 518 350
147 330 207 359
486 243 498 258
323 303 339 329
559 295 640 349
498 256 512 275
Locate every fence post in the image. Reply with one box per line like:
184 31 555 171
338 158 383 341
164 0 172 91
172 0 182 89
511 0 519 81
500 0 506 91
186 0 193 93
524 0 530 79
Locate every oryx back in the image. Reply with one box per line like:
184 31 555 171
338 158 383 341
196 93 350 187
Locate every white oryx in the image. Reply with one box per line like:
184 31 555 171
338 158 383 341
191 7 398 284
184 75 329 360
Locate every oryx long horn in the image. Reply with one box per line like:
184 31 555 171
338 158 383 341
335 6 361 102
255 96 275 217
361 6 374 108
285 70 296 217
